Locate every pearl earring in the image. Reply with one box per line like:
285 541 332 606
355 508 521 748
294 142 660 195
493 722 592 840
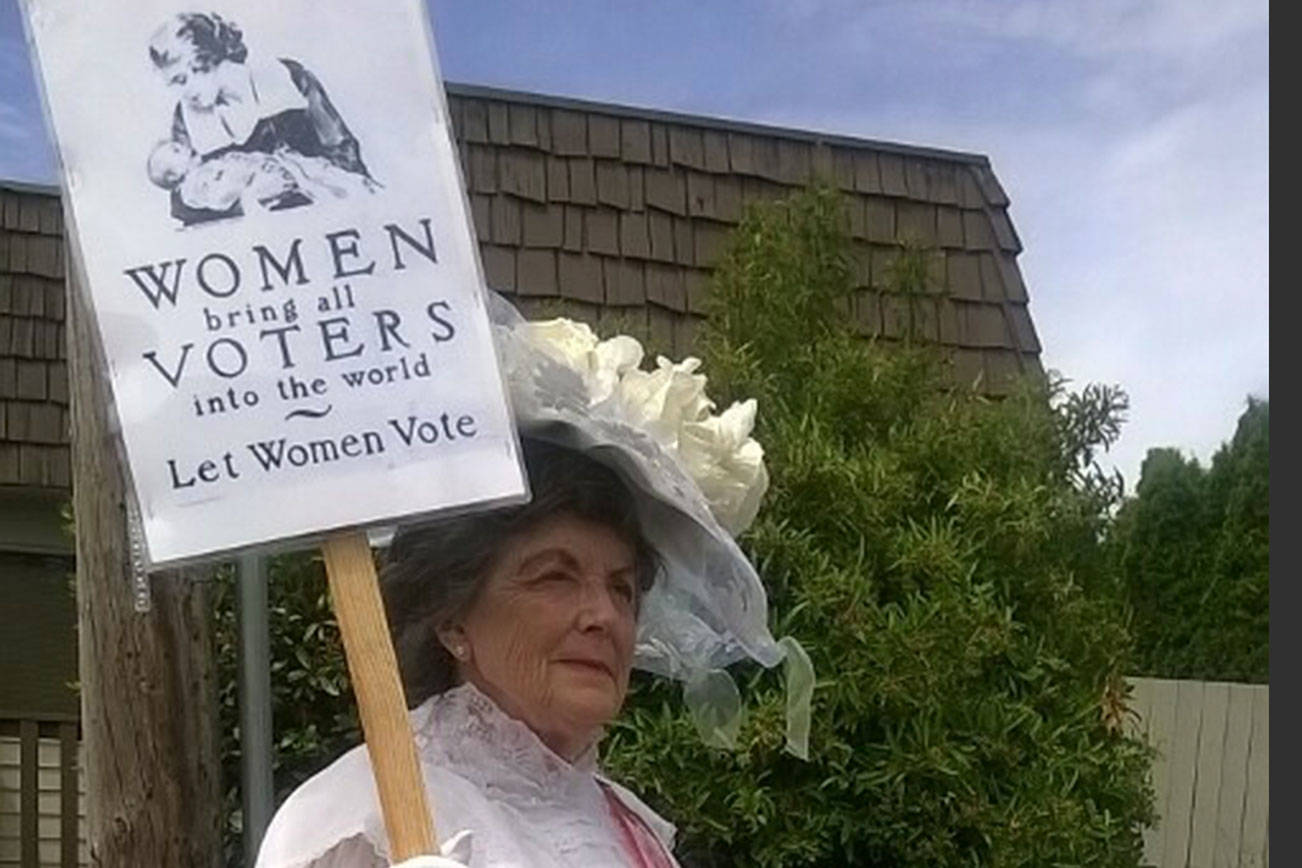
452 643 467 660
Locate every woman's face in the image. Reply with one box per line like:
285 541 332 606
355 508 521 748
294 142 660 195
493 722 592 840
151 31 225 111
445 513 639 760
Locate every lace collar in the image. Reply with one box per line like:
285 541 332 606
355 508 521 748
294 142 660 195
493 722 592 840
411 683 603 802
255 682 678 866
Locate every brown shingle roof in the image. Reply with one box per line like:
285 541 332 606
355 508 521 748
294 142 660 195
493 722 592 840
441 83 1040 393
0 182 69 490
0 82 1043 490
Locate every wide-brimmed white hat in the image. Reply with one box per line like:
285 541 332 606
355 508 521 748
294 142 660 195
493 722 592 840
484 290 811 756
375 289 812 755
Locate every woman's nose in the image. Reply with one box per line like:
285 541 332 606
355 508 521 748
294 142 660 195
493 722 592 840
575 581 621 632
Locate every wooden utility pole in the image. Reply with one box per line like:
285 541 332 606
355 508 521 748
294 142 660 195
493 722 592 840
68 269 222 867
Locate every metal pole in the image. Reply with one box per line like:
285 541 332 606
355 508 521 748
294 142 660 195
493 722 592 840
238 554 275 863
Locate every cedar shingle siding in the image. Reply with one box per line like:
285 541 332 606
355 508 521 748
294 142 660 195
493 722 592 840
0 82 1043 490
443 84 1042 393
0 183 69 490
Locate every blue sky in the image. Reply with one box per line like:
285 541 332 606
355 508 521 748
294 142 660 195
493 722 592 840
0 0 1268 490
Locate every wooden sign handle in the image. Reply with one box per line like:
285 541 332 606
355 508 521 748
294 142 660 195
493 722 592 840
322 531 437 861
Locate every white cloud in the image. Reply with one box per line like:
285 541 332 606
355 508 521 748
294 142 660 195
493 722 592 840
910 0 1267 60
752 1 1267 488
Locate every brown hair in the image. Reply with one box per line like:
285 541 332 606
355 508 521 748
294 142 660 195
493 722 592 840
380 439 659 708
149 12 248 72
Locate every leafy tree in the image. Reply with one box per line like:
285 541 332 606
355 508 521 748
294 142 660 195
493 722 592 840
601 186 1150 866
1112 398 1268 682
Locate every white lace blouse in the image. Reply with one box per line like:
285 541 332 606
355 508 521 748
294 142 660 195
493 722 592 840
254 683 681 867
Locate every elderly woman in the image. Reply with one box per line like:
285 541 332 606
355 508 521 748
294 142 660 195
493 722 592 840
147 12 373 224
255 294 810 867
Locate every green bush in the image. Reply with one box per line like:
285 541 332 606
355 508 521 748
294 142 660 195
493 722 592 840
1110 398 1268 682
602 186 1153 866
214 185 1154 866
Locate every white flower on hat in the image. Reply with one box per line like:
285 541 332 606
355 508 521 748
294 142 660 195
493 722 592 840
589 335 644 403
523 318 645 403
611 356 713 449
522 318 598 372
520 317 769 535
678 399 768 535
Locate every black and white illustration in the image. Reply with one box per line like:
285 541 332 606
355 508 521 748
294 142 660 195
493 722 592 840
26 0 527 565
145 12 381 226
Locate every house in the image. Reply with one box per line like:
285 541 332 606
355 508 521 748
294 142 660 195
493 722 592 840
0 81 1040 864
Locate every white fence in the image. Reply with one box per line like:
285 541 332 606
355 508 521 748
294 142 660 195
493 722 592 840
1128 678 1269 868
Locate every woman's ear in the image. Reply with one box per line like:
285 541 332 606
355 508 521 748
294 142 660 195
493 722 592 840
435 622 471 662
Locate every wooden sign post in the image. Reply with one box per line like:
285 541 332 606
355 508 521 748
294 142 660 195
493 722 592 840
23 1 528 861
322 532 438 859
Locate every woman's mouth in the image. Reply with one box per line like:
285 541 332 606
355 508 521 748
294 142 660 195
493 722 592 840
556 658 614 679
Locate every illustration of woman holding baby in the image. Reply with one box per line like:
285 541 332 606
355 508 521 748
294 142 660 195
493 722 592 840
146 12 380 226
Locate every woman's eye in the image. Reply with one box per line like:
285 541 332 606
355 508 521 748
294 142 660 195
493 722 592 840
532 571 572 588
611 581 635 602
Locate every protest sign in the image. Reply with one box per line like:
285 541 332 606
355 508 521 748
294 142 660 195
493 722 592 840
23 0 527 568
24 0 528 857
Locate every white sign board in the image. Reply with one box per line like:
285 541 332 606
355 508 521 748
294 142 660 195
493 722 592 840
23 0 528 566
